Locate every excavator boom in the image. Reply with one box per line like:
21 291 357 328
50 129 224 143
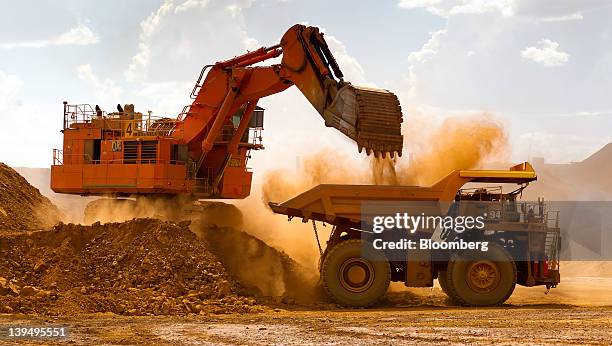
51 24 404 199
178 24 403 159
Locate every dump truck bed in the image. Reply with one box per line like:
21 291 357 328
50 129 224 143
269 163 536 225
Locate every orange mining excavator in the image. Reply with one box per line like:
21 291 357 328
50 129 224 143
51 24 403 200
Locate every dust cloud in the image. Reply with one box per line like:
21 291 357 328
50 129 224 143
395 113 509 186
261 112 508 203
249 112 508 278
234 191 327 273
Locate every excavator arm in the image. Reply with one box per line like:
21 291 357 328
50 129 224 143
174 24 404 171
50 25 403 199
279 25 404 157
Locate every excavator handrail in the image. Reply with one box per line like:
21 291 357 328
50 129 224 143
190 65 213 99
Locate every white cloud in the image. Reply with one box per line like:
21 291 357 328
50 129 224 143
243 37 260 51
324 35 370 86
76 64 122 103
0 71 57 166
398 0 514 18
138 81 192 115
397 0 604 20
408 29 446 63
126 1 175 81
175 0 210 13
405 29 446 101
0 70 24 111
125 0 258 82
0 24 99 49
55 24 99 46
541 12 583 22
521 39 569 67
448 0 514 17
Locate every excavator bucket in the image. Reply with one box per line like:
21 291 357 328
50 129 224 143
323 85 404 157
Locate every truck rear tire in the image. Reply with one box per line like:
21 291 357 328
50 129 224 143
321 239 390 307
445 244 516 306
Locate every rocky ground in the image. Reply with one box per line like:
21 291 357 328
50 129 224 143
1 163 611 345
0 164 318 317
0 219 263 316
0 305 610 345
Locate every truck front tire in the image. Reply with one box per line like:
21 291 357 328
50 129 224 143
321 239 390 307
437 271 451 296
444 243 516 306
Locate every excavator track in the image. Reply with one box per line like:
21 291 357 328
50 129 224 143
325 85 403 158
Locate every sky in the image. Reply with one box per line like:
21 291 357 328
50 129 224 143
0 0 611 175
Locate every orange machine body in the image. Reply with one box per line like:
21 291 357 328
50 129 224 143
51 103 257 198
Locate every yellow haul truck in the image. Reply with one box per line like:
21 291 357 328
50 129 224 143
270 163 561 307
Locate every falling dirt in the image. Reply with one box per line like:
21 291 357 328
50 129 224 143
261 113 508 203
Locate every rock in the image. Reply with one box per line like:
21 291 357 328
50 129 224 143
183 302 192 313
80 286 88 294
19 285 38 297
156 232 170 245
161 302 171 315
281 296 296 305
0 277 7 294
34 259 48 273
35 289 52 299
216 280 231 298
1 305 13 313
7 283 20 295
178 220 191 228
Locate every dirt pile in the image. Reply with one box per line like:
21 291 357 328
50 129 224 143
0 163 62 232
195 224 319 303
82 197 319 302
0 218 260 315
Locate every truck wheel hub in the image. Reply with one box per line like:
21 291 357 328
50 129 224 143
339 258 374 293
466 260 500 293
